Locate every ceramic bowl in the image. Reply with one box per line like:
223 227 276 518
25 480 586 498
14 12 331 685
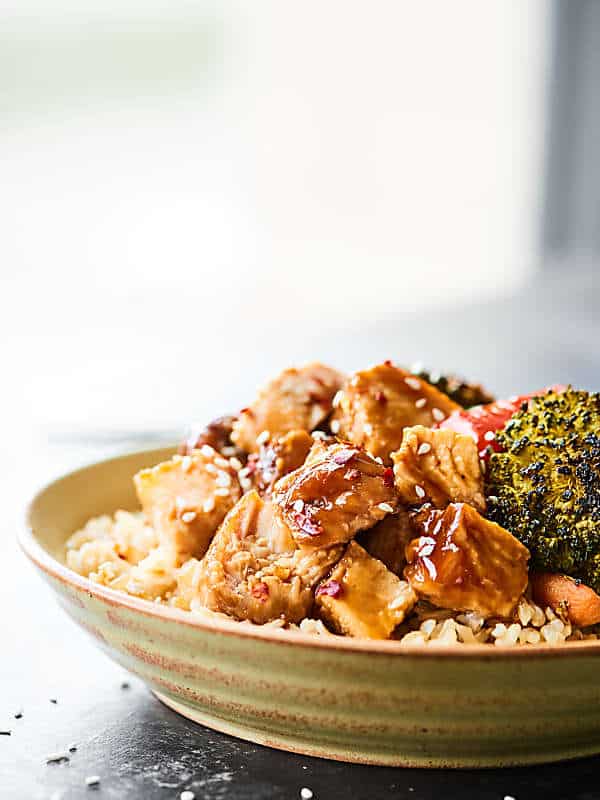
21 446 600 767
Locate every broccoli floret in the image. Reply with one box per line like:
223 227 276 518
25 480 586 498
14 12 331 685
414 369 495 408
486 389 600 592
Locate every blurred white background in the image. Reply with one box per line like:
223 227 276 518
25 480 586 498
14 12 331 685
2 1 551 444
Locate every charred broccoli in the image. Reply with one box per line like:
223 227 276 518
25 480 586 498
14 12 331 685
413 368 495 408
486 389 600 592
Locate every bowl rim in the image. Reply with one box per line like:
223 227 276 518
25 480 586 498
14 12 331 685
20 445 600 660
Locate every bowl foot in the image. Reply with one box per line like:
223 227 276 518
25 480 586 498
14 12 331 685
153 691 599 768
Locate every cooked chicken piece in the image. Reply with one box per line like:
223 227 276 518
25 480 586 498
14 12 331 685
231 363 345 452
360 509 415 576
180 414 243 460
134 448 241 562
183 490 342 624
405 503 529 619
331 362 461 464
273 440 399 549
391 425 485 511
248 429 314 496
315 541 416 639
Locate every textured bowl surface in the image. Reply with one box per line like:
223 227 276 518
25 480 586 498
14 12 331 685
21 446 600 767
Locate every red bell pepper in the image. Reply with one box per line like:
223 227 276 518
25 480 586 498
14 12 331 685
437 385 567 459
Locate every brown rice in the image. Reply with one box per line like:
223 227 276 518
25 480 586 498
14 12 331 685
66 512 599 646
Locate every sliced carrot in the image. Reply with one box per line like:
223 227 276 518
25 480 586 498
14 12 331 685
530 573 600 628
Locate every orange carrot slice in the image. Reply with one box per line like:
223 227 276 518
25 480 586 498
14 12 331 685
530 573 600 628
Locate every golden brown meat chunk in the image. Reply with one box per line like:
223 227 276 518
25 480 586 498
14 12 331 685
331 362 461 464
360 509 415 576
405 503 529 618
182 491 342 624
134 448 241 562
315 541 416 639
231 363 345 452
391 425 485 511
179 415 243 460
248 429 314 496
273 440 399 549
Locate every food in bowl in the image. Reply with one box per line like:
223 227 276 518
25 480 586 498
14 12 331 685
65 361 600 647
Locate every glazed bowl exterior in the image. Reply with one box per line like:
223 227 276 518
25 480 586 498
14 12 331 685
21 446 600 767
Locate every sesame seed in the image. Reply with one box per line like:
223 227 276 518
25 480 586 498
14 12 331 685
389 594 407 610
404 377 422 391
504 796 517 800
415 485 426 499
181 791 196 800
46 752 69 764
214 488 230 497
484 430 495 442
85 775 100 787
229 457 243 471
378 503 394 513
350 375 360 386
14 711 23 719
215 457 230 470
293 499 305 513
205 463 218 474
202 497 215 514
300 789 313 800
200 444 215 457
256 430 270 445
181 511 197 523
240 477 252 492
330 420 340 434
215 471 232 487
415 397 427 409
431 407 445 422
374 456 384 464
175 496 187 511
181 456 193 472
363 422 373 435
239 466 251 478
49 698 58 704
417 443 431 455
311 430 327 440
332 390 343 408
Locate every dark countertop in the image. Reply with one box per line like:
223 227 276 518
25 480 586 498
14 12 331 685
4 267 600 800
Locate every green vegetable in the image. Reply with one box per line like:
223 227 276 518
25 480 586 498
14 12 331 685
414 369 495 408
486 389 600 592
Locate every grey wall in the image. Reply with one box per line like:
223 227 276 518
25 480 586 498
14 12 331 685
543 0 600 261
